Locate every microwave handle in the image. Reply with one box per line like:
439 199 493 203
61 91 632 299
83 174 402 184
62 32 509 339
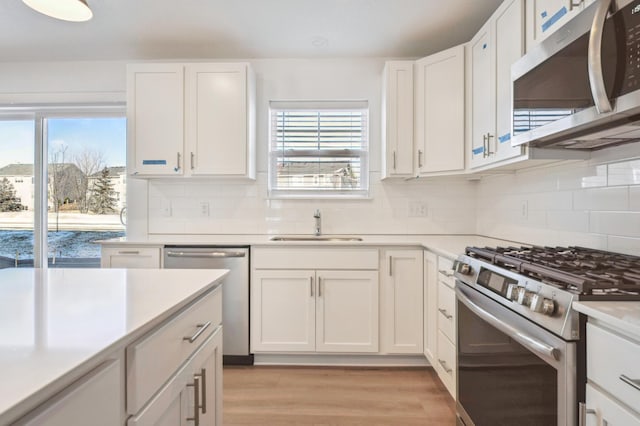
588 0 613 114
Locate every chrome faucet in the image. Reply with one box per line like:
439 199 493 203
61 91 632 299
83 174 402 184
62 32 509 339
313 209 321 236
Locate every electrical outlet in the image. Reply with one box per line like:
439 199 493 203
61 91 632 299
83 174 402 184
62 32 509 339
161 200 172 217
409 200 428 217
199 201 210 217
521 200 528 219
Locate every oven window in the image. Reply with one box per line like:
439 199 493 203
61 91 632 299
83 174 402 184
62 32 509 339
457 300 557 425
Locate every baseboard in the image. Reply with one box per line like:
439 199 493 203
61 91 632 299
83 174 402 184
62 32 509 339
253 353 430 367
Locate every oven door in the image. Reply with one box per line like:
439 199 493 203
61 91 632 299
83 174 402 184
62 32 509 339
455 282 576 426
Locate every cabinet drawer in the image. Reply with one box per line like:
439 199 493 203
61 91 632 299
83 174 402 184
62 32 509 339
587 322 640 412
102 247 161 268
586 383 640 426
436 330 456 396
437 281 456 342
252 248 379 270
437 256 455 288
127 286 222 414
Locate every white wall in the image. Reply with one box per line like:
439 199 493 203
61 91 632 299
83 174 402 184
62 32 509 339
476 153 640 256
147 59 478 235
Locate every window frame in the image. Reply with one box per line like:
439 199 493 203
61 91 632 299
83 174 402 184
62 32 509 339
268 100 370 199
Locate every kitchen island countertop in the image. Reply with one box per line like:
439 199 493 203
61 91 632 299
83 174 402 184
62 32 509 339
0 267 227 424
573 301 640 341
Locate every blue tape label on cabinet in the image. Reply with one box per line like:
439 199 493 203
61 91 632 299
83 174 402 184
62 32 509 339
541 10 548 18
142 160 167 165
498 133 511 143
472 146 484 155
541 7 567 32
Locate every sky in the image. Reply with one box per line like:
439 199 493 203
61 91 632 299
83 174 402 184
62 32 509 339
0 117 126 169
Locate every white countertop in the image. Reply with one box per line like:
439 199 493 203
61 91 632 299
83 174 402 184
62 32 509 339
573 301 640 341
0 268 227 424
99 234 525 259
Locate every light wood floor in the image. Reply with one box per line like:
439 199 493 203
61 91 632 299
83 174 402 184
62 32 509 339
223 366 456 425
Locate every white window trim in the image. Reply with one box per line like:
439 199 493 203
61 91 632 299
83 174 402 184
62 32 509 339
268 100 370 199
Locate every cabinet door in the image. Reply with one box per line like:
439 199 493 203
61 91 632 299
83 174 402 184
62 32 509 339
585 383 640 426
19 359 122 426
127 64 184 176
382 250 423 354
526 0 583 52
251 270 316 352
415 45 465 174
423 251 438 363
469 21 495 169
382 61 414 178
493 0 526 163
185 63 250 177
191 327 223 426
316 270 379 353
101 247 161 268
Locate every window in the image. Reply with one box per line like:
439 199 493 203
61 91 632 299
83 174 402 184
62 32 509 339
0 109 126 269
269 101 369 198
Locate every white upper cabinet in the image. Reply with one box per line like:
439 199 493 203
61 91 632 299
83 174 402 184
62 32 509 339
415 45 465 175
127 62 256 179
468 0 526 169
185 63 255 177
526 0 588 52
382 61 414 178
127 64 185 176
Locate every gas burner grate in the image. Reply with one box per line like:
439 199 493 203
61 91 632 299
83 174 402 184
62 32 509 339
465 246 640 296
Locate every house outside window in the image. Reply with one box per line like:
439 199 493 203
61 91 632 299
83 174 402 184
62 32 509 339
268 101 369 198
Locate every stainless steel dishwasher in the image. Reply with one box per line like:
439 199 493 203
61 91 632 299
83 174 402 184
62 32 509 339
163 246 252 365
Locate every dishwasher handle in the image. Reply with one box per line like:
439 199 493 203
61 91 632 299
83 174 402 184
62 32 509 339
165 250 246 258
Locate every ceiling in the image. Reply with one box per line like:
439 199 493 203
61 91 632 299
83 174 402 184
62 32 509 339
1 0 504 62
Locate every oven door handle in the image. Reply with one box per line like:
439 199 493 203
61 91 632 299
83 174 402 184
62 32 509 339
455 286 560 361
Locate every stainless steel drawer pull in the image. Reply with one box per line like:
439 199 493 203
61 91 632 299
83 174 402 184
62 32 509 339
438 270 454 278
310 276 314 297
183 321 211 343
578 402 595 426
393 151 397 169
166 251 246 258
190 152 195 170
438 359 452 373
318 277 322 297
176 152 182 171
620 374 640 392
438 308 453 320
389 256 393 276
117 250 140 255
187 375 201 425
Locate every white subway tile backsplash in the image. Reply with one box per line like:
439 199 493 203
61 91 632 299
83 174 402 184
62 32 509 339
590 212 640 237
608 159 640 186
607 235 640 256
572 187 629 211
631 186 640 211
547 211 590 233
556 164 607 190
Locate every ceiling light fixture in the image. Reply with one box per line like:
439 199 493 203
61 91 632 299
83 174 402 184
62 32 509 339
22 0 93 22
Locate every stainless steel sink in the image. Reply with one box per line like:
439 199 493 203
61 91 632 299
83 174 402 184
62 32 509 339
269 236 363 242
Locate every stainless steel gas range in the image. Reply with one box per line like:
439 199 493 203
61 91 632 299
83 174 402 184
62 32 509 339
453 246 640 426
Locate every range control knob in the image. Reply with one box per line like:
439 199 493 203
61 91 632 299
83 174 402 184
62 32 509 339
506 284 520 301
454 261 472 275
529 294 556 316
517 290 533 306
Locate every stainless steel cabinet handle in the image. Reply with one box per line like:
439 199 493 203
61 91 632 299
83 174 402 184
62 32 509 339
166 251 246 258
187 375 201 425
318 277 322 297
176 152 182 171
486 133 494 156
389 255 393 277
569 0 584 11
183 321 211 343
588 0 613 114
117 250 140 255
456 285 560 361
190 152 195 170
438 269 454 278
578 402 595 426
393 151 397 170
438 359 452 373
620 374 640 391
418 150 423 168
482 134 487 158
438 308 453 320
310 276 314 297
196 368 207 414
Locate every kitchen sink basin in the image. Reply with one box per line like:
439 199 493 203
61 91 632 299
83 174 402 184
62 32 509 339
269 236 363 242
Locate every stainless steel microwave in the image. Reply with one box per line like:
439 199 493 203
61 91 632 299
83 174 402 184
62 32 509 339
511 0 640 150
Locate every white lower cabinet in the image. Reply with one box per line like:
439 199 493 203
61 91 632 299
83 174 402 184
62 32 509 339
128 328 223 426
101 245 162 268
381 249 423 354
423 251 438 363
251 268 379 353
16 359 123 426
584 321 640 425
